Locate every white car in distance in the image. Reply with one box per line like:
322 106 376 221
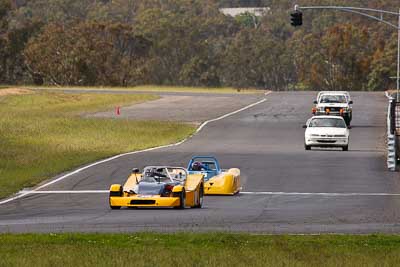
316 91 352 103
313 92 353 125
304 116 349 151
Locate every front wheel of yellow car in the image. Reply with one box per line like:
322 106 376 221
174 189 186 209
110 205 121 210
109 185 123 210
193 184 203 208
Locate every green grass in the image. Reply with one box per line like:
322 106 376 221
20 85 264 94
0 233 400 266
0 91 195 199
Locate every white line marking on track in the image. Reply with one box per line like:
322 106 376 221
240 191 400 196
0 93 270 205
20 190 109 194
18 190 400 197
195 96 268 133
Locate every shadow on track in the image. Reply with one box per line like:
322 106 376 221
307 148 382 153
350 125 384 129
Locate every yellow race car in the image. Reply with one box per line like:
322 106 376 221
109 166 204 209
187 156 241 195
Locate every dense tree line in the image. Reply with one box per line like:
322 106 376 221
0 0 399 90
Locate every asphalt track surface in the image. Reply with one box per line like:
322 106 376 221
1 91 400 234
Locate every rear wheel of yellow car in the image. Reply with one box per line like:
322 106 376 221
109 185 123 210
175 189 186 209
193 184 203 208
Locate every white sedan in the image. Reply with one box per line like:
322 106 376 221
303 116 349 151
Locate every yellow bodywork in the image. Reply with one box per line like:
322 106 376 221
204 168 241 195
110 193 181 208
109 172 204 208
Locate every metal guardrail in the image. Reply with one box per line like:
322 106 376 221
387 93 397 171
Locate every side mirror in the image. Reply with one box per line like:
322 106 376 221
313 100 318 104
349 100 353 104
132 168 140 173
302 125 307 129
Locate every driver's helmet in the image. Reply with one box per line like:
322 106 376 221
191 161 203 171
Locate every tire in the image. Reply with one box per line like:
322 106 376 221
344 115 351 126
109 185 122 210
342 145 348 151
174 189 186 209
193 184 204 208
305 145 311 150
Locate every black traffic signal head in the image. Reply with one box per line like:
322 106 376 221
290 11 303 27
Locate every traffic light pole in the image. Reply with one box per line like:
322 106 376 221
294 5 400 101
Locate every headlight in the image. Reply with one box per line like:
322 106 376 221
334 135 346 137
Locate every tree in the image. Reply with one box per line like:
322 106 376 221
1 0 399 89
24 22 151 86
223 28 295 90
368 33 398 90
134 0 238 86
0 1 42 84
235 12 260 29
0 0 10 32
294 24 375 91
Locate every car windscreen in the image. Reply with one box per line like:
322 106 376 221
142 167 172 183
202 161 216 171
309 118 347 128
320 95 347 104
167 168 187 181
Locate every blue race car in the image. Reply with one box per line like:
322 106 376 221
187 156 241 195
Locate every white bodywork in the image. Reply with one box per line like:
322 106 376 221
317 91 351 103
315 92 351 112
304 116 349 150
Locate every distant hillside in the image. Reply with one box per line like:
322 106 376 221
0 0 399 90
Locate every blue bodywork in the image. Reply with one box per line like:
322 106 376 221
187 156 221 181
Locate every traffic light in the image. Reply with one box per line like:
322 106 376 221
290 11 303 27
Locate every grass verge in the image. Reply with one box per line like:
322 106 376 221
1 233 400 266
19 85 263 94
0 91 195 199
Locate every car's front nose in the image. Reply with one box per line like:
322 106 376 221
305 128 349 146
110 195 181 208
